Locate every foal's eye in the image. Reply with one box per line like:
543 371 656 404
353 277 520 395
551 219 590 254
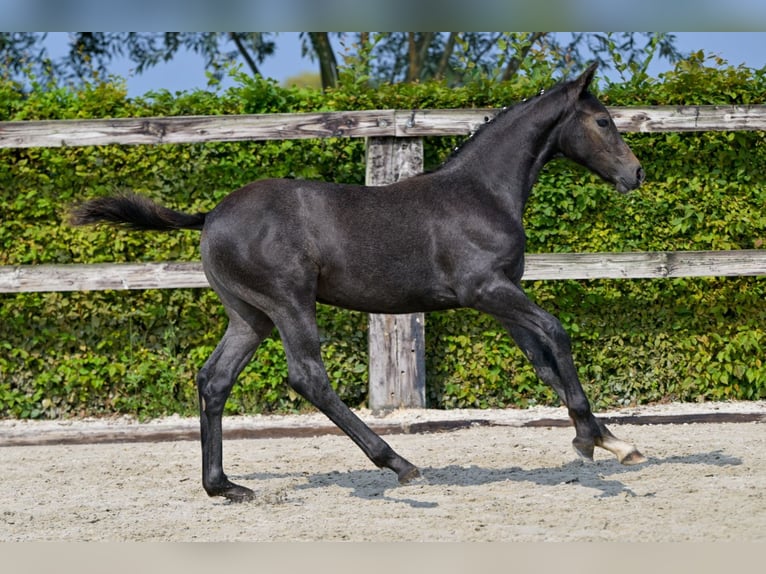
596 118 610 127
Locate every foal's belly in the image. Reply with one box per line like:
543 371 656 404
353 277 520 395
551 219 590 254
315 266 460 314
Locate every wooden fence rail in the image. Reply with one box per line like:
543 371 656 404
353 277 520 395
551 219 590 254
2 105 766 149
2 105 765 411
2 250 766 294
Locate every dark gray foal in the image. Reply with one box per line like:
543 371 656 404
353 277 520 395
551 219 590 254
71 63 646 502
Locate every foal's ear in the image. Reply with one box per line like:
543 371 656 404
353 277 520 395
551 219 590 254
570 62 598 96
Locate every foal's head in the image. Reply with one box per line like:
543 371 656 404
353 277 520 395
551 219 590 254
556 63 645 193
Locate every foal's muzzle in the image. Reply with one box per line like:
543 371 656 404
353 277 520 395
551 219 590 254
616 165 645 193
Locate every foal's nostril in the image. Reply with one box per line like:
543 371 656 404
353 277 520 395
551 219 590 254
637 166 646 184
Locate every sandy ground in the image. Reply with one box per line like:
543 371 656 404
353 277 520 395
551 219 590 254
1 401 764 542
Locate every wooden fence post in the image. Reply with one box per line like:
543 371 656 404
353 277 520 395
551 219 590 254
365 137 426 413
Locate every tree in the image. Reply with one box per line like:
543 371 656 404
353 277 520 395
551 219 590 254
1 32 56 79
1 32 276 86
346 32 682 85
1 32 681 92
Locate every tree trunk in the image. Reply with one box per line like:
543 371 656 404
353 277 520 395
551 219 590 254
406 32 435 83
435 33 457 81
308 32 338 89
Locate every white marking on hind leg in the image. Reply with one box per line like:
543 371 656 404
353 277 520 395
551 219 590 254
596 434 647 465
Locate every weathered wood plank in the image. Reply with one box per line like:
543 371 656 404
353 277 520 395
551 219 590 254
365 137 427 412
1 105 764 149
2 251 764 294
393 109 498 137
0 111 398 148
607 105 766 133
397 106 766 135
367 312 427 412
0 262 208 293
523 250 766 280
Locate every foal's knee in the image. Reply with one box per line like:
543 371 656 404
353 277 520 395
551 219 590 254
542 315 573 349
196 369 228 414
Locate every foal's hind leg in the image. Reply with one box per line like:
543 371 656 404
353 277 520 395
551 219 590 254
197 306 274 502
474 279 645 465
273 303 421 484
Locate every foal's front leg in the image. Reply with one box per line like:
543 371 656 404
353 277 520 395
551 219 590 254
474 278 646 465
507 321 645 464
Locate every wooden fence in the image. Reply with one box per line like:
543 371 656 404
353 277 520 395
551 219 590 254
2 105 765 412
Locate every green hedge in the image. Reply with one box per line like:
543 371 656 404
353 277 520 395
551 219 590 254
1 57 764 419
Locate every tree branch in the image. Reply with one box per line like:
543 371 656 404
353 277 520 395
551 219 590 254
435 33 457 81
501 32 546 82
230 33 261 77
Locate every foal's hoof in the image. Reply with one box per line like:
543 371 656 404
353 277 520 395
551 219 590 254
397 466 423 485
572 438 595 462
619 449 648 466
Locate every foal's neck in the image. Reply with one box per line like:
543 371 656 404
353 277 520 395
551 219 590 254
441 91 567 212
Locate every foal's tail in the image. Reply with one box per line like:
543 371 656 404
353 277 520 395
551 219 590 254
69 192 206 232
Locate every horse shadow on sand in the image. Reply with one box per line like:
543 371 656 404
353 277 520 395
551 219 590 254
232 449 742 508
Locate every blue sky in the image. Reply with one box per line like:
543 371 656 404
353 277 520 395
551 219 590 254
44 32 766 97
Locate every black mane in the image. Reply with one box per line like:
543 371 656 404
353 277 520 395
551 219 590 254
438 104 515 168
436 82 566 171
